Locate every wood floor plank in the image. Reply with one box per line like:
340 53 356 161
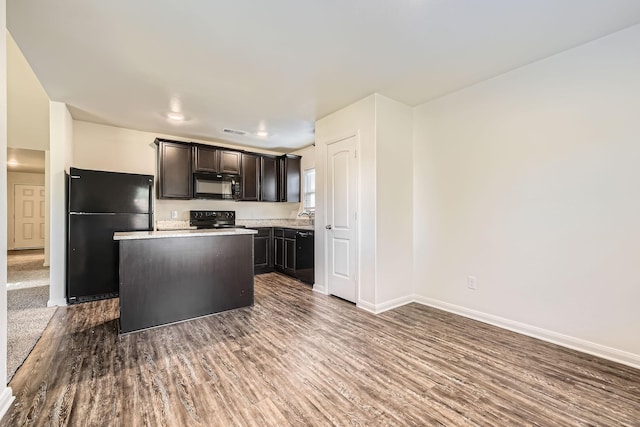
2 272 639 426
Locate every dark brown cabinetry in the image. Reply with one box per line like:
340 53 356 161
156 139 301 202
240 153 260 201
219 150 241 174
193 145 218 173
253 227 273 274
118 234 254 333
274 228 297 276
157 139 192 199
256 227 314 284
260 155 278 202
279 155 301 202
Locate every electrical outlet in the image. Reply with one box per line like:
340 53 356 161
171 210 178 219
467 275 477 290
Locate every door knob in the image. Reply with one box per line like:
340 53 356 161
325 225 332 230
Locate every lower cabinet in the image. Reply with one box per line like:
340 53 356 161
254 227 314 284
274 228 296 277
253 228 273 274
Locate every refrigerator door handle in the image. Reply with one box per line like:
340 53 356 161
70 175 81 179
69 212 117 215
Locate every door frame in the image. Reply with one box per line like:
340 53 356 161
323 131 361 304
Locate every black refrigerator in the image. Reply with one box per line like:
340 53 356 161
67 167 154 304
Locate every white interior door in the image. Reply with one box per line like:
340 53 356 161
326 136 358 302
14 184 46 249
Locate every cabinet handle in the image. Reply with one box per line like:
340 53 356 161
325 225 332 230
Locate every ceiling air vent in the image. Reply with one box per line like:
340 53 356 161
223 128 247 136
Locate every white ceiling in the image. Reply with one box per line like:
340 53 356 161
7 1 640 151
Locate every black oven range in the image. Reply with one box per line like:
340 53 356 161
189 210 246 229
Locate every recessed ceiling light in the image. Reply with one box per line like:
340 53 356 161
167 112 185 121
256 130 269 138
7 160 18 166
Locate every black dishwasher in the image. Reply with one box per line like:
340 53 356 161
295 230 314 284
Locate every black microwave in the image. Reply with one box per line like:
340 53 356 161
193 173 241 199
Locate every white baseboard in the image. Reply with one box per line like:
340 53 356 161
312 284 328 294
47 298 67 307
358 295 415 314
356 299 376 313
0 387 14 419
413 295 640 370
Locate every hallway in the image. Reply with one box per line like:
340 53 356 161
6 249 55 380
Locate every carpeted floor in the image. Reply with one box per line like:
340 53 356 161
7 250 51 290
6 250 56 381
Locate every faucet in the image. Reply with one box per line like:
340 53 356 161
298 211 315 225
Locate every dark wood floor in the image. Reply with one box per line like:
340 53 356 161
2 273 639 426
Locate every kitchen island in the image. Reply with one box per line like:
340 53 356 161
114 228 257 333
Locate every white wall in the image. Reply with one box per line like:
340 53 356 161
315 94 415 310
375 95 413 306
413 25 640 366
48 102 73 307
72 120 301 221
0 0 16 410
315 95 376 302
6 31 49 150
6 171 45 249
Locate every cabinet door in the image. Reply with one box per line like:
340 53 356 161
254 237 269 268
219 150 241 174
254 228 273 274
274 236 284 269
284 238 296 272
285 156 301 203
158 141 192 199
193 146 218 172
241 153 260 201
260 156 278 202
278 155 301 202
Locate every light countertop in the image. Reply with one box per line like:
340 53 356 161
155 219 314 232
237 219 314 231
114 228 258 241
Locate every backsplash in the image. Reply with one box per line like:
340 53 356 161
155 199 301 221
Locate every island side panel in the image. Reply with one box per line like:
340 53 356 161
119 234 254 333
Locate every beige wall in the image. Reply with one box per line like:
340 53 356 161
413 24 640 366
0 0 15 409
7 171 45 250
291 144 315 215
72 120 302 220
7 31 49 150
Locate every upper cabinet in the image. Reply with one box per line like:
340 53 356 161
260 155 278 202
219 150 241 175
156 139 301 202
192 145 241 175
240 153 260 201
157 139 192 199
193 145 218 173
279 155 301 203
